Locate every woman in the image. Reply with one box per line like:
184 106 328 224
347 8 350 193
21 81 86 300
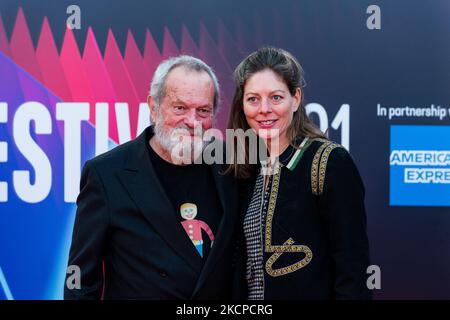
227 47 371 300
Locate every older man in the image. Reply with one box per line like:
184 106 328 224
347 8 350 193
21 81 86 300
64 56 239 300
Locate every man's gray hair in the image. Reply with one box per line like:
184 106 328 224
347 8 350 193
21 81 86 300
149 55 220 113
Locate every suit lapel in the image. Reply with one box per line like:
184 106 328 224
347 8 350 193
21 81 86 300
117 127 203 274
192 162 238 297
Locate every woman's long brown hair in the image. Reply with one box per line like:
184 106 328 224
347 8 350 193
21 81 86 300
225 47 327 179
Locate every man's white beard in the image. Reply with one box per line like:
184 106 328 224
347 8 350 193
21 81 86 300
153 115 205 164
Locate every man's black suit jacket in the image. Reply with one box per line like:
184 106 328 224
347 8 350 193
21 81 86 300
64 126 239 299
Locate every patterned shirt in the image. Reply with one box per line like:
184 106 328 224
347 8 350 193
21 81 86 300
243 167 273 300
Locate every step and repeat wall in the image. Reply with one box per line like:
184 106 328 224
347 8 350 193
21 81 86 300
0 0 449 299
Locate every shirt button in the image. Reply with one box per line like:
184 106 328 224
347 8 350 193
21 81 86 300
159 271 168 277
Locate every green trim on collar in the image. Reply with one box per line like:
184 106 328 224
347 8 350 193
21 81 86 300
286 137 312 171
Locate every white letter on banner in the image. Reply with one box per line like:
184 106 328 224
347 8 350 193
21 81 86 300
13 102 52 203
56 102 89 203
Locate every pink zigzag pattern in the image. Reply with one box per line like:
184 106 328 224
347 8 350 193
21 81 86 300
0 7 273 143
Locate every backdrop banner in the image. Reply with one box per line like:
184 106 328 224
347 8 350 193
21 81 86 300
0 0 449 299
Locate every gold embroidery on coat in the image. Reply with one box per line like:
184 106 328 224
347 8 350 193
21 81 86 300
264 163 313 277
318 143 340 195
311 140 345 195
265 238 313 277
311 141 330 195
